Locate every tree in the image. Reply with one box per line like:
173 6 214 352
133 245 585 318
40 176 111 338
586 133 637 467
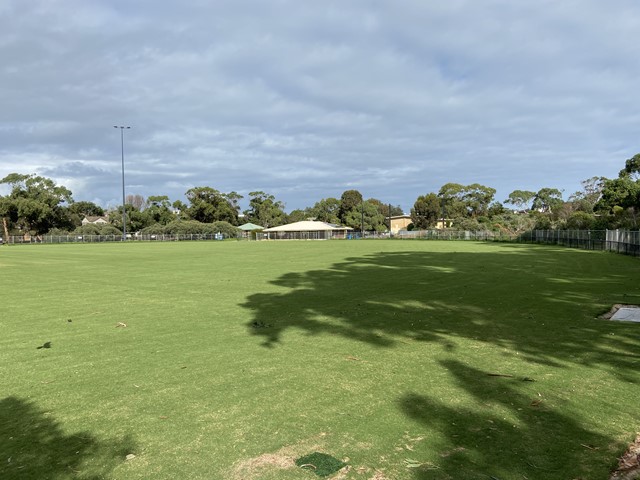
287 209 312 223
411 193 441 229
0 173 73 235
367 198 403 220
462 183 496 217
504 190 536 211
339 189 363 224
595 176 640 213
225 191 244 216
74 223 122 236
67 201 104 218
619 153 640 180
568 177 606 213
311 198 341 224
438 183 495 218
438 183 467 219
184 187 239 224
244 191 286 228
64 201 105 229
565 211 596 230
139 219 240 237
531 188 563 213
109 204 154 233
487 201 506 217
146 195 176 225
343 201 386 231
125 194 147 211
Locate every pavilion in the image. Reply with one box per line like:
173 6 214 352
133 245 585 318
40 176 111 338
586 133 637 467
262 220 352 240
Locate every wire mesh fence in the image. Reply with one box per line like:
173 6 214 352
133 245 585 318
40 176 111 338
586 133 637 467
393 229 640 257
1 229 639 257
0 232 238 244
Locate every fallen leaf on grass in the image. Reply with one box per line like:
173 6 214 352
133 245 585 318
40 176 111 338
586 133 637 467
610 434 640 480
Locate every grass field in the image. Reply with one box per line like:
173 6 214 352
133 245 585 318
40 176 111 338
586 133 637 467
1 240 639 479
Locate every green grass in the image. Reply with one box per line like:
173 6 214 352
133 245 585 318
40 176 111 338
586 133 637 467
1 240 639 479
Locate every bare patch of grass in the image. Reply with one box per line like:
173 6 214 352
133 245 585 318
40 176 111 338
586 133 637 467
229 434 326 480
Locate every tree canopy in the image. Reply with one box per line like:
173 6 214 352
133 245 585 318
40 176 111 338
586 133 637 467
0 173 74 235
184 187 239 225
244 191 286 228
411 193 441 229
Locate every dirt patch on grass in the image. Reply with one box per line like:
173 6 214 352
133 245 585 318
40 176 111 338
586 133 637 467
229 435 326 480
610 434 640 480
234 452 296 475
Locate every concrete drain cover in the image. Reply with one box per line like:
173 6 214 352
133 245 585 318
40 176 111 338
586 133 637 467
602 304 640 323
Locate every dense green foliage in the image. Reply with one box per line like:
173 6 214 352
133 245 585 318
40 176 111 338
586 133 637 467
1 241 638 479
2 153 640 236
0 173 74 235
244 191 286 228
139 220 240 236
411 193 441 229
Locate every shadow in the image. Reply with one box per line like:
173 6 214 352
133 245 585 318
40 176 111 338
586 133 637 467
399 360 617 479
36 341 52 349
241 247 640 375
0 396 137 479
240 246 640 478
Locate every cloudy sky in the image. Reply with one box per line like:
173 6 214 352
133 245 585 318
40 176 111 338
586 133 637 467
1 0 639 212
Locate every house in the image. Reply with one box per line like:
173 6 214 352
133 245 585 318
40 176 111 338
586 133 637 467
81 216 109 225
263 220 352 240
389 215 412 234
391 214 453 233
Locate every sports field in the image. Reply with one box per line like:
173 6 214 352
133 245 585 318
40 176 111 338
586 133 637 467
1 240 639 479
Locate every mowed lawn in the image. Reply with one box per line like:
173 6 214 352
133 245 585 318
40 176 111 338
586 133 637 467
1 240 639 480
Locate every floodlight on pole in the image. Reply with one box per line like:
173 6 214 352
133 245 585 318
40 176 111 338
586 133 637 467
114 126 131 241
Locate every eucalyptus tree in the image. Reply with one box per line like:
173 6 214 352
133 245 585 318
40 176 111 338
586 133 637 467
0 173 73 235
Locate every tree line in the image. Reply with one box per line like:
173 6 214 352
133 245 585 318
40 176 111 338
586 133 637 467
1 153 640 238
0 174 402 238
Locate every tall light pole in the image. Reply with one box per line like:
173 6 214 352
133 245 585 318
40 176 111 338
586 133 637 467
114 126 131 241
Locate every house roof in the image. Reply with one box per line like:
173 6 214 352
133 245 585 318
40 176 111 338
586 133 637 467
263 220 352 232
83 216 108 223
238 222 264 231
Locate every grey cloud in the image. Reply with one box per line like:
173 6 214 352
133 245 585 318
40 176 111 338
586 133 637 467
1 0 639 212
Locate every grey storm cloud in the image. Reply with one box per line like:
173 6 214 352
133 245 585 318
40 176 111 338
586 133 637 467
1 0 640 211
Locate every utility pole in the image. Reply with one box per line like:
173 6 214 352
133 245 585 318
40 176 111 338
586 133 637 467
114 126 131 241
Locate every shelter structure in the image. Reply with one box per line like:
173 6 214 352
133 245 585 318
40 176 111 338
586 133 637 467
238 222 264 240
263 220 352 240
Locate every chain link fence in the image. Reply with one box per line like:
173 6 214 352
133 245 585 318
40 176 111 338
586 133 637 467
394 229 640 257
2 229 639 257
0 232 238 244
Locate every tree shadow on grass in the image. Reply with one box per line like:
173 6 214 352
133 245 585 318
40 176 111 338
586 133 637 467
0 396 137 479
400 360 618 479
241 247 640 375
